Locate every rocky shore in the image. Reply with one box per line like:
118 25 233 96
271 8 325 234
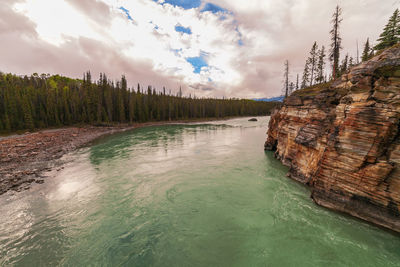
265 45 400 233
0 125 139 195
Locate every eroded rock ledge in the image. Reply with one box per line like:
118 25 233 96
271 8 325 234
265 45 400 233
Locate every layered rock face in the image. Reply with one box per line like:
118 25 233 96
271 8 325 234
265 45 400 232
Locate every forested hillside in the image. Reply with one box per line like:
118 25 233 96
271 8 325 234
0 72 276 132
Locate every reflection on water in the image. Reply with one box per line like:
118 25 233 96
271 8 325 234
0 117 399 266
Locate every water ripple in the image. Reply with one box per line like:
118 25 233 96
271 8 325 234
0 117 399 266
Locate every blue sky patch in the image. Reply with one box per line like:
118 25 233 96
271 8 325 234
153 0 231 18
154 0 201 10
186 55 208 73
149 21 160 30
175 25 192 34
119 7 133 21
235 26 244 46
201 3 227 14
171 48 182 56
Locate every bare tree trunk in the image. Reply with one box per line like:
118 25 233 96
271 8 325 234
284 60 289 97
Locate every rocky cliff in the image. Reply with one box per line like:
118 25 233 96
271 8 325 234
265 45 400 233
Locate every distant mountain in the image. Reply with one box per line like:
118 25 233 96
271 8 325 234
253 96 284 102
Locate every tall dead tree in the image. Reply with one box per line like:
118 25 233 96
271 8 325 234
283 60 289 97
329 5 343 79
308 42 318 86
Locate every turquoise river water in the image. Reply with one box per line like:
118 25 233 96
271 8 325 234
0 117 399 266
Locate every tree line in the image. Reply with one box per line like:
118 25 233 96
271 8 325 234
283 6 400 97
0 72 276 133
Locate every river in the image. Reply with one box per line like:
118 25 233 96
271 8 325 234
0 117 399 266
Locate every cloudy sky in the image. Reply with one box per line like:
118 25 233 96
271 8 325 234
0 0 398 98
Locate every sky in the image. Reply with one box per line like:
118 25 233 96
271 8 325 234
0 0 398 98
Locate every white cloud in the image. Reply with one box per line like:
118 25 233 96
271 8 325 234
14 0 103 45
2 0 399 98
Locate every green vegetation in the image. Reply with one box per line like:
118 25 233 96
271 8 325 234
375 9 400 51
0 72 277 133
374 65 400 78
291 82 332 97
362 38 374 62
301 42 327 89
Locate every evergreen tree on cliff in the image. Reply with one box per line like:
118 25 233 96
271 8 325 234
308 42 318 86
349 56 354 67
362 38 372 62
329 5 343 79
316 46 326 84
340 54 349 75
301 59 310 89
375 9 400 51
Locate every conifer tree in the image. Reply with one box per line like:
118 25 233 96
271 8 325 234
22 96 34 130
128 91 135 123
316 45 326 84
118 78 126 122
362 38 372 62
340 54 349 75
308 42 318 86
4 113 11 131
329 5 343 79
62 86 72 124
0 72 276 132
301 59 310 89
375 9 400 51
349 56 354 67
296 74 299 91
